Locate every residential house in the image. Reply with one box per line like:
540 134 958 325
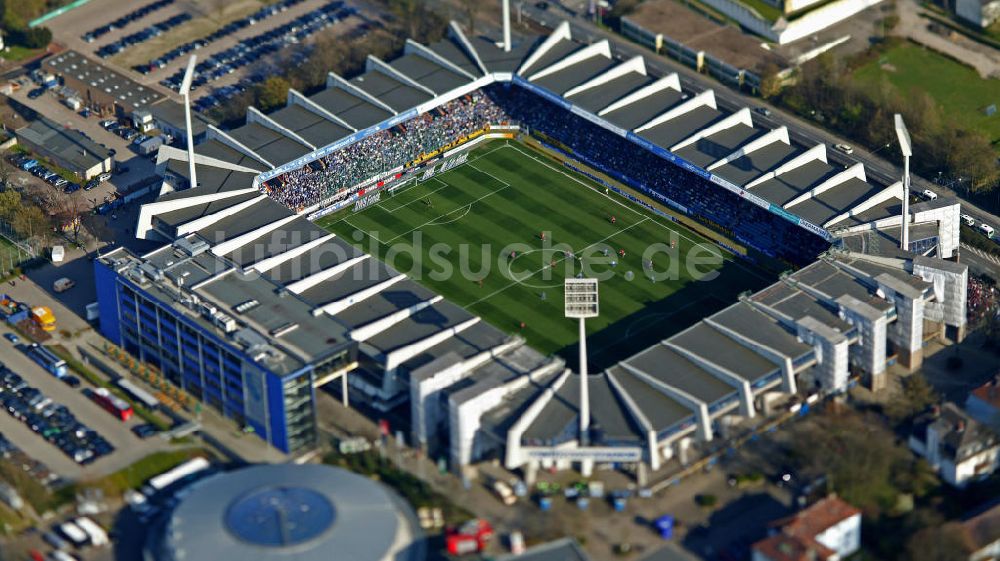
909 403 1000 488
966 376 1000 431
752 495 862 561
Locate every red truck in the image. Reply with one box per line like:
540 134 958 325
445 519 494 556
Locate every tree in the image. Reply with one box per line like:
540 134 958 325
0 188 20 221
787 409 913 514
905 522 972 561
758 62 783 100
14 26 52 49
255 77 291 113
12 205 49 241
884 375 938 425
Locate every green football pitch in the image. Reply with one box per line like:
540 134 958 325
317 141 772 369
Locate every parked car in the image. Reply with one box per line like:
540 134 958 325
3 333 18 344
61 376 81 389
833 143 853 155
27 88 45 99
131 424 158 439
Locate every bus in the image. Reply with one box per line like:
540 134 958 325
142 457 211 497
116 378 159 410
90 388 133 421
25 344 68 378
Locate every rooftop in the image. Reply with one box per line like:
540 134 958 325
16 116 112 174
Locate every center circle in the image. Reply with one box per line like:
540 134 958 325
224 486 336 547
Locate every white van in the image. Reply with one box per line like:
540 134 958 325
53 277 75 293
980 223 996 239
921 189 938 201
961 214 976 227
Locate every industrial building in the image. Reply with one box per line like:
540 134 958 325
16 116 113 180
43 50 164 114
144 463 423 561
106 20 970 476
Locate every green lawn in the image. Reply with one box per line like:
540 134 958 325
317 142 770 369
737 0 782 22
0 46 43 62
853 42 1000 144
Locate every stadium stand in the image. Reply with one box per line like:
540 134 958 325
112 20 970 476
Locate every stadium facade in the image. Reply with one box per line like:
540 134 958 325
99 21 968 473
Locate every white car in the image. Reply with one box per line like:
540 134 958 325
921 189 938 201
961 214 976 227
980 223 996 238
834 143 853 155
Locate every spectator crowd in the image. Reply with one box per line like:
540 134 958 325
265 91 509 210
262 83 830 265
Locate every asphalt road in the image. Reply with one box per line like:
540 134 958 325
519 4 1000 235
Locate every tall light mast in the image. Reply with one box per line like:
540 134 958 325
180 55 198 190
894 114 913 251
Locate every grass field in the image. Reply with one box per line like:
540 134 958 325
317 142 770 369
853 42 1000 145
0 235 31 275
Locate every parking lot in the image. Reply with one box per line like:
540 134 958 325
5 82 157 210
0 324 171 480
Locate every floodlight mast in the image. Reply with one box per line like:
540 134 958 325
180 56 198 191
565 278 599 447
502 0 512 52
894 114 913 251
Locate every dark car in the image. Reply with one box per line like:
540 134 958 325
62 375 81 389
2 333 18 344
63 183 81 194
131 423 158 439
27 88 45 99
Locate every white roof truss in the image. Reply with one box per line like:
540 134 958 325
597 73 681 116
634 89 716 133
326 72 398 115
528 39 612 82
671 106 753 152
783 163 867 210
707 126 789 172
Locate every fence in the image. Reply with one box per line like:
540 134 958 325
0 220 38 275
621 17 761 93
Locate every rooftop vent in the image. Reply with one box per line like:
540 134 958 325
174 237 209 257
235 299 260 314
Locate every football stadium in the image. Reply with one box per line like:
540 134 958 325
95 20 969 479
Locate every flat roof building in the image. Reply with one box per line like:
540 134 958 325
16 116 113 180
44 50 163 114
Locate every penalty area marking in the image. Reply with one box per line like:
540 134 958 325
426 204 472 225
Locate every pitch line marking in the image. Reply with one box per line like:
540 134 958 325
466 217 651 307
380 177 450 213
384 174 511 244
427 204 472 225
500 142 772 284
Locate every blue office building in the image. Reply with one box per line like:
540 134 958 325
95 238 357 453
